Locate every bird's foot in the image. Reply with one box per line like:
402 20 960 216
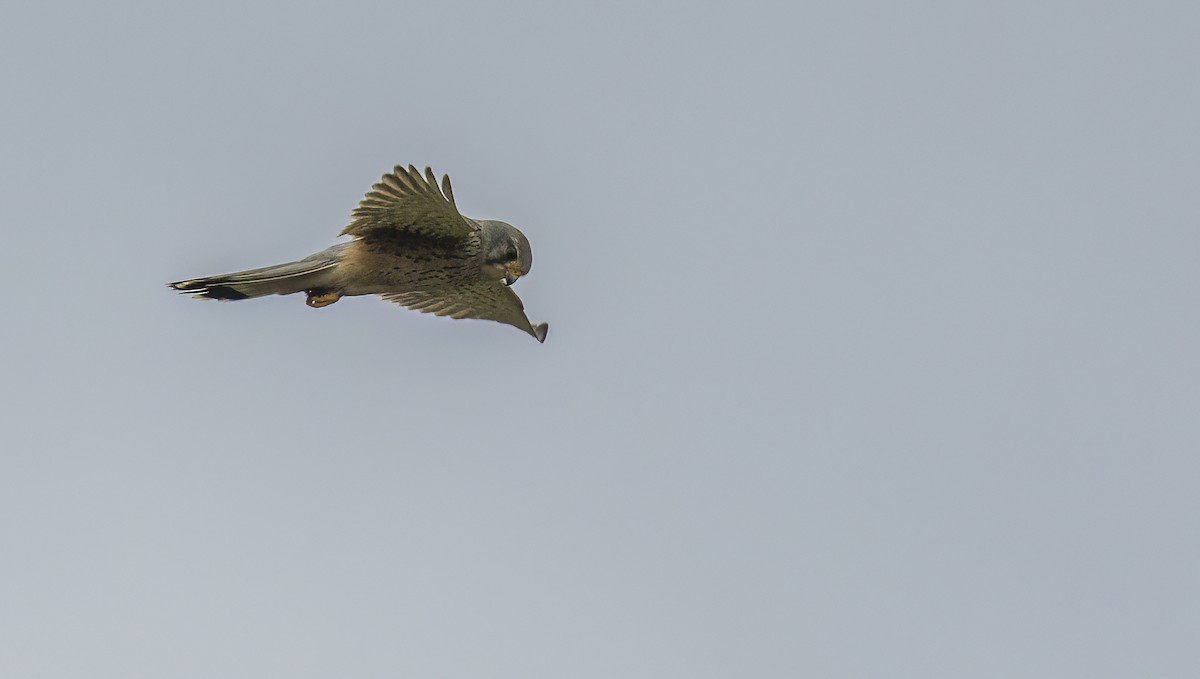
306 289 342 308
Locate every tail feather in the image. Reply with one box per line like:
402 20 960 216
169 245 345 300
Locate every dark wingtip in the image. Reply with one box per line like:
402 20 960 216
533 323 548 343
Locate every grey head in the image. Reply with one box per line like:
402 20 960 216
475 219 534 286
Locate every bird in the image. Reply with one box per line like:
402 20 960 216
168 164 548 342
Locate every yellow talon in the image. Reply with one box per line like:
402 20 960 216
306 290 342 308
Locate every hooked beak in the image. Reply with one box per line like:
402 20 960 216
503 273 520 286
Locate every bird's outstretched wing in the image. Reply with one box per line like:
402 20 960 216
341 165 478 240
381 282 548 342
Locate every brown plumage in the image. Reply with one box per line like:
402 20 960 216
168 165 548 342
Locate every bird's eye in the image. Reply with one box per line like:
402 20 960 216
506 248 518 261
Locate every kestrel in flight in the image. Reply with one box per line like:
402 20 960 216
169 164 548 342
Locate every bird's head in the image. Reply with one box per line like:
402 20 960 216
477 219 533 286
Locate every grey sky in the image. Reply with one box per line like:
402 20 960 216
2 1 1198 677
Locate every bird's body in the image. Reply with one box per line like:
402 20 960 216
341 230 477 294
169 165 548 342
